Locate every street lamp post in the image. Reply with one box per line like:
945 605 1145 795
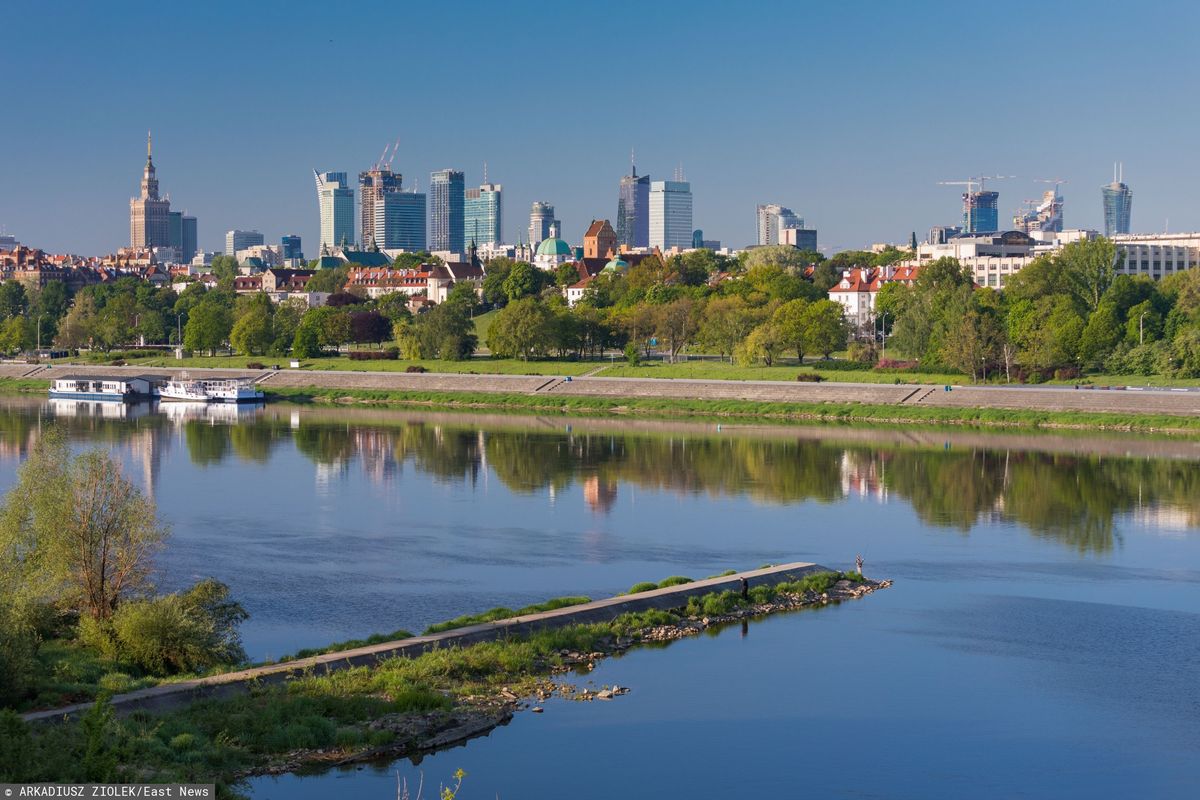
36 313 43 355
1139 310 1148 346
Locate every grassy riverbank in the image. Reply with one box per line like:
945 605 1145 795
266 385 1200 434
2 572 865 795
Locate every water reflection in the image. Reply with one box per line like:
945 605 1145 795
2 398 1197 555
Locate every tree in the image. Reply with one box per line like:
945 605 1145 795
229 305 273 355
325 291 366 307
209 255 239 283
697 296 764 361
306 265 349 294
486 297 555 360
349 310 392 345
501 262 548 302
400 302 477 359
939 302 1006 381
1009 295 1085 372
0 316 30 354
1078 302 1123 369
1057 237 1119 315
444 281 479 315
136 309 167 344
800 299 849 358
737 321 786 366
0 431 166 621
555 263 580 287
654 298 698 362
772 298 811 361
55 295 97 349
292 323 321 358
0 281 29 320
481 258 516 307
183 298 233 355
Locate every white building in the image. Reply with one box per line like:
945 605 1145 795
756 204 803 246
314 170 355 250
649 180 692 250
828 266 920 330
225 229 264 257
533 223 574 271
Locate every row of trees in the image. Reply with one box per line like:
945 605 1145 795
880 239 1200 379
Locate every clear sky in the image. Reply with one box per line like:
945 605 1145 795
3 0 1198 256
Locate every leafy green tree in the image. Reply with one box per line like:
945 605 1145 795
393 251 438 270
270 300 304 355
209 255 239 283
0 281 28 320
1078 302 1123 369
1058 237 1119 314
481 258 516 307
0 316 29 354
1009 295 1085 372
502 261 550 302
400 302 477 359
486 297 555 360
55 295 97 349
737 321 785 366
230 305 273 355
555 262 580 287
772 298 811 361
1124 299 1162 345
292 322 321 358
654 298 698 362
183 298 233 355
800 299 849 358
697 296 764 361
306 265 349 294
135 309 167 344
938 300 1006 381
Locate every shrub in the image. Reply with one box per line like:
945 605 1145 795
109 359 126 367
0 710 34 781
624 342 641 366
847 342 878 364
347 350 400 361
657 576 693 588
245 362 265 370
77 616 120 662
795 373 824 382
812 359 873 372
626 581 659 595
1054 366 1082 381
875 359 918 370
108 579 247 676
405 365 428 373
0 610 39 707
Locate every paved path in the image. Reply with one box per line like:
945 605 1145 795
24 562 828 722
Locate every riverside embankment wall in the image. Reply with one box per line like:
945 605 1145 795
24 562 829 723
11 364 1200 416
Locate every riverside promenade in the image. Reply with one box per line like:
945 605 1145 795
8 363 1200 417
24 562 829 723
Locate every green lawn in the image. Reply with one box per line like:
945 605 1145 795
471 308 498 346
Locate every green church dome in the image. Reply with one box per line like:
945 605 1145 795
602 256 629 273
536 236 573 257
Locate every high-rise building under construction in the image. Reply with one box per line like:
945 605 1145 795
962 190 999 233
359 168 402 248
618 167 650 248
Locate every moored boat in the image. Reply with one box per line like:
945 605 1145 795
49 374 162 402
158 375 264 403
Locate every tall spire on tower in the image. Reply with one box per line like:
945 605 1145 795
147 130 153 163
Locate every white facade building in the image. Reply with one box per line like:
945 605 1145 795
649 180 692 250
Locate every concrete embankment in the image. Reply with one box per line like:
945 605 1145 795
24 562 829 723
11 363 1200 417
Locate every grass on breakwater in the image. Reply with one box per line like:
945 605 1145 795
2 571 870 794
424 596 592 634
265 385 1200 434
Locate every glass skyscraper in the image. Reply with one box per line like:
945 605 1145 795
618 169 650 248
375 191 427 252
464 183 503 247
649 180 693 250
1102 179 1132 236
359 168 401 247
529 201 556 249
429 169 465 252
281 235 303 262
314 170 355 250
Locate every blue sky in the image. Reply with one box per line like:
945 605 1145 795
2 0 1197 256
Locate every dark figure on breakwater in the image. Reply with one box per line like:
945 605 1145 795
740 577 749 600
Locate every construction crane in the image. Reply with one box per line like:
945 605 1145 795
385 138 400 169
937 175 1014 193
1033 177 1068 195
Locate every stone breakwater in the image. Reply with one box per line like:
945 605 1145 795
252 576 891 777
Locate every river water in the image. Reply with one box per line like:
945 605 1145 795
2 398 1198 798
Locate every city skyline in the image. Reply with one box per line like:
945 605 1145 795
3 1 1198 256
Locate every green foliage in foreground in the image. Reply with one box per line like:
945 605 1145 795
627 576 694 594
424 596 591 634
1 572 857 790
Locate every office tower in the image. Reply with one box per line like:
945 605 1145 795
359 168 401 247
465 183 503 247
281 235 303 262
692 229 704 249
226 229 264 256
168 212 183 256
375 191 427 251
429 169 465 252
529 201 557 250
181 215 197 262
756 204 805 246
130 132 171 249
1102 164 1133 236
618 166 650 248
779 227 817 251
649 180 693 250
961 190 999 233
314 170 355 250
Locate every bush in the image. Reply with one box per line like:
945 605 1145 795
346 350 400 361
245 362 265 370
626 581 659 595
108 579 247 676
795 373 824 382
109 359 126 367
0 611 39 707
624 342 641 366
1054 366 1082 381
875 359 918 370
405 365 428 373
656 576 693 588
846 342 878 364
813 359 873 372
77 616 120 662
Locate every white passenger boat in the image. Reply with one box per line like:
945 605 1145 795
49 374 161 402
158 374 264 403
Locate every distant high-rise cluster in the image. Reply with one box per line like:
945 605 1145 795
756 204 806 246
1103 164 1133 236
358 167 402 247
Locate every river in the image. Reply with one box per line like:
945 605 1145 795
1 397 1197 798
